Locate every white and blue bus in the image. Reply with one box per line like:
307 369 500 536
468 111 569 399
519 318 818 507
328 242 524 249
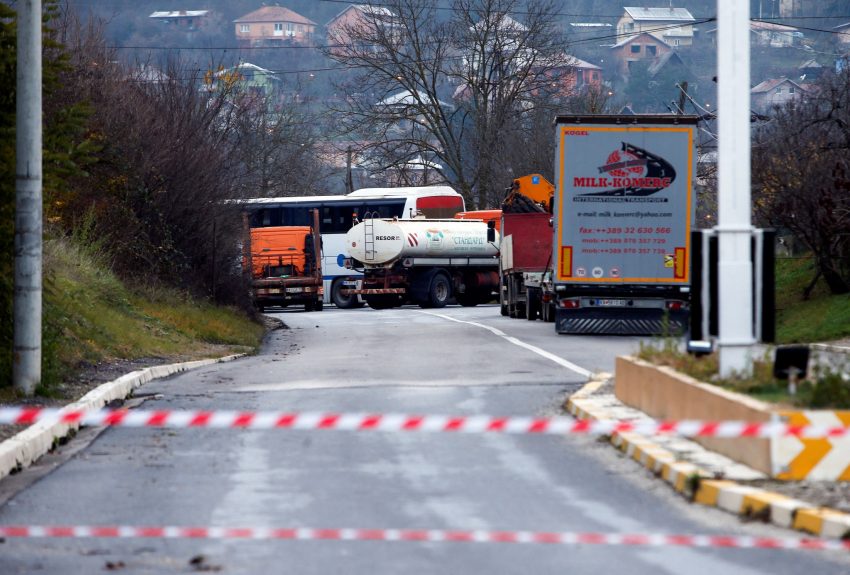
240 186 465 307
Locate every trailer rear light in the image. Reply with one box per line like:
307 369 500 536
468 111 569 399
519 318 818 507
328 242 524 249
666 301 684 311
560 298 580 309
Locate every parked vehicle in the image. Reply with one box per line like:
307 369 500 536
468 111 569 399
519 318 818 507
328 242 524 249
498 174 556 322
345 218 500 309
552 114 699 334
246 209 324 312
238 186 465 308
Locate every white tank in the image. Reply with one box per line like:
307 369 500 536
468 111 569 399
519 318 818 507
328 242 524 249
347 219 499 265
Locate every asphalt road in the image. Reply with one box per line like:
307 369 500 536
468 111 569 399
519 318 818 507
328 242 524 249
1 304 849 574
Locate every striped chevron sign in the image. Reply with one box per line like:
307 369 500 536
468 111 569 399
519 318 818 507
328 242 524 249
775 410 850 480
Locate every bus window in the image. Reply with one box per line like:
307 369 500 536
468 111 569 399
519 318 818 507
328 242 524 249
416 196 464 218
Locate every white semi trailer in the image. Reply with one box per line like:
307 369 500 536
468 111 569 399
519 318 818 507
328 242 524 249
345 218 500 309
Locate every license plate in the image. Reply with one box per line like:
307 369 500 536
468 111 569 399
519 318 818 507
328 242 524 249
286 287 304 293
268 288 282 294
596 299 626 307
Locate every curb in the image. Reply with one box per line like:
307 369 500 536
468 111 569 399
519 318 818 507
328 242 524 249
566 375 850 539
0 354 244 482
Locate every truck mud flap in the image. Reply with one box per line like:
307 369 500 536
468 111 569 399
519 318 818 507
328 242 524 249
555 308 688 336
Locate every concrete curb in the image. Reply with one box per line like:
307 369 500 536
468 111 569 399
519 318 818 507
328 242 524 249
0 354 244 482
566 375 850 539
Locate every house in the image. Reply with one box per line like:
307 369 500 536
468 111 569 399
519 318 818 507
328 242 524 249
647 51 688 79
751 77 806 113
798 59 824 82
750 21 801 47
206 62 283 104
234 6 317 47
326 4 398 53
616 7 696 47
705 21 802 48
610 32 672 77
149 10 209 30
834 22 850 45
536 56 603 99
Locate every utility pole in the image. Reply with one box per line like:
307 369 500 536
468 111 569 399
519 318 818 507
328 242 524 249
14 0 43 395
716 0 754 377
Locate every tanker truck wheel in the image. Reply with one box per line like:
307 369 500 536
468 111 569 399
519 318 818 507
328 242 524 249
428 272 451 308
331 279 362 309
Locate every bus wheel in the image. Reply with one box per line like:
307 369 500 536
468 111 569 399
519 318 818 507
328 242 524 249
332 279 359 309
428 273 451 308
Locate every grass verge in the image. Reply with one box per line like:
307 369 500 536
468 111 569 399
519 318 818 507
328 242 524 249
775 257 850 344
1 235 264 399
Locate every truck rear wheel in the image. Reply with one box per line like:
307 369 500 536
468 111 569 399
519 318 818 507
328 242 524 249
428 273 451 308
314 299 324 312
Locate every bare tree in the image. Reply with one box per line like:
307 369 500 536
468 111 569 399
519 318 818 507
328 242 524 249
753 62 850 295
230 93 331 198
325 0 570 207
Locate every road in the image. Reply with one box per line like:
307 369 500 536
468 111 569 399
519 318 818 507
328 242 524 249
1 305 849 574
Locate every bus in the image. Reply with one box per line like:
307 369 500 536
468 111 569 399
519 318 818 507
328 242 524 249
240 186 465 308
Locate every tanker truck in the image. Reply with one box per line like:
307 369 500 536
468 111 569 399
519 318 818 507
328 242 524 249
345 217 500 309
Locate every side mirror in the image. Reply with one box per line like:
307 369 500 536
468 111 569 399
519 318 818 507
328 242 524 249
487 221 496 243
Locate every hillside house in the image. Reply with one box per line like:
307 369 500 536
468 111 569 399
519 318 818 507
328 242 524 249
751 77 806 113
207 62 283 106
536 56 603 100
706 21 802 48
234 6 316 47
616 7 696 47
610 32 672 77
326 4 399 54
835 22 850 45
149 10 209 30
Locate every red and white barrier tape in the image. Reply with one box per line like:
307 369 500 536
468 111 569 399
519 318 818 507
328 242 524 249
0 525 846 550
1 406 848 439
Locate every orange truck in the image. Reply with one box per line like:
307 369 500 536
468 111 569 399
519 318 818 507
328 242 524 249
246 209 324 312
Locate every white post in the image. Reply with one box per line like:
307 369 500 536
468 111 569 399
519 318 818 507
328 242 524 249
716 0 754 377
14 0 43 394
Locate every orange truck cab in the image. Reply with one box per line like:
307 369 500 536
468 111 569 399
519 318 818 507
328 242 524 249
246 209 324 312
454 209 503 232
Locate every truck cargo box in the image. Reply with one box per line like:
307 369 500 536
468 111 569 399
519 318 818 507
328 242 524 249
501 212 552 273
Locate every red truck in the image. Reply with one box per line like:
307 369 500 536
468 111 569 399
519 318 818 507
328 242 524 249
499 174 556 322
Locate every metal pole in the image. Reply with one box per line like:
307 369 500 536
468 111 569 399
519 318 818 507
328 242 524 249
716 0 754 377
14 0 43 395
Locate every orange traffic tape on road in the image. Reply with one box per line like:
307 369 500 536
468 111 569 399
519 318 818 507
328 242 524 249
2 406 850 439
0 525 848 550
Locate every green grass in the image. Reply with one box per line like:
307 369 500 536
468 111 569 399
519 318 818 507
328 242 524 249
775 257 850 343
22 235 265 393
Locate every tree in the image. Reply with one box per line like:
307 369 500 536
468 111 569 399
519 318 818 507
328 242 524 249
325 0 570 208
753 62 850 295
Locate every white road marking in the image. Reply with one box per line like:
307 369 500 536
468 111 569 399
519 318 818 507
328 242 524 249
419 311 592 379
